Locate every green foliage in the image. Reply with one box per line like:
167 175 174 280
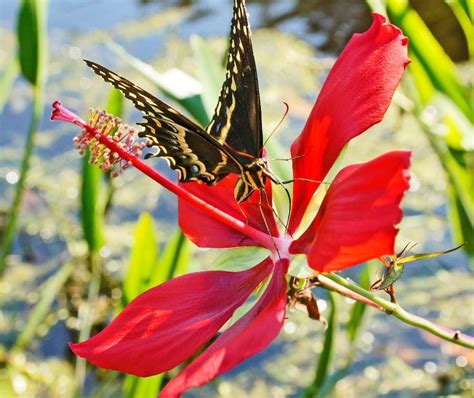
106 87 124 116
80 152 105 252
0 0 48 273
122 214 190 396
150 229 190 286
191 35 224 118
387 0 471 120
123 213 159 302
17 0 45 85
369 0 474 259
446 0 473 58
309 264 374 398
302 293 338 398
0 57 19 114
107 42 210 126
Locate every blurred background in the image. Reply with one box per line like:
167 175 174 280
0 0 472 397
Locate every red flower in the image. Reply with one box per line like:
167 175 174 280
53 14 410 397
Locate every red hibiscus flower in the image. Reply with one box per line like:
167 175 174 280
52 14 410 398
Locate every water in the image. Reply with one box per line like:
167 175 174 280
0 1 472 397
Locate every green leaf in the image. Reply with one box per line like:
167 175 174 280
106 87 124 116
123 213 159 303
446 0 474 58
123 370 164 398
191 35 224 118
449 187 474 257
315 264 376 397
122 227 189 397
81 150 104 252
1 0 48 273
17 0 47 86
107 42 210 126
211 246 268 272
150 229 190 286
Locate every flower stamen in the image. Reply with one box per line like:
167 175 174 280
71 105 146 177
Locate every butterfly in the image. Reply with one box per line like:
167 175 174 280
84 0 279 203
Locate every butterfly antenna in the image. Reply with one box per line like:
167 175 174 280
281 178 332 186
261 102 290 156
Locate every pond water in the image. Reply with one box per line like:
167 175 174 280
0 0 472 397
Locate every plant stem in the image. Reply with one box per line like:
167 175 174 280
0 83 45 275
321 273 474 349
318 275 382 310
0 56 19 114
75 119 278 252
302 292 338 398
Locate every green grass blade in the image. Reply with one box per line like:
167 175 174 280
107 42 210 125
190 35 224 118
80 150 104 252
386 0 472 121
17 0 41 85
314 264 375 397
446 0 474 58
0 0 47 274
123 373 164 398
302 292 338 398
448 187 474 258
106 87 124 116
346 263 371 342
14 261 75 350
123 213 159 303
0 56 19 115
122 226 189 396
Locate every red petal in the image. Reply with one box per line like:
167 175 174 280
160 259 289 398
70 259 273 377
178 174 278 248
291 151 411 272
289 13 409 233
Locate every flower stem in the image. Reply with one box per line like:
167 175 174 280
75 123 277 252
0 83 45 274
320 273 474 349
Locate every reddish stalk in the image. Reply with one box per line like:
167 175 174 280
51 102 277 252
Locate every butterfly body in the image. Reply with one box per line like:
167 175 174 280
84 0 276 204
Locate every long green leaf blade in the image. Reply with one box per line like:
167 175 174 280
386 0 472 121
80 150 104 252
123 212 159 303
151 230 190 286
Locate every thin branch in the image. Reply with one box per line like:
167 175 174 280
322 273 474 349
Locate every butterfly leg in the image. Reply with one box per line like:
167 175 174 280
258 189 281 260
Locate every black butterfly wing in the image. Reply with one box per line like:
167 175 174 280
84 60 242 184
206 0 262 162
